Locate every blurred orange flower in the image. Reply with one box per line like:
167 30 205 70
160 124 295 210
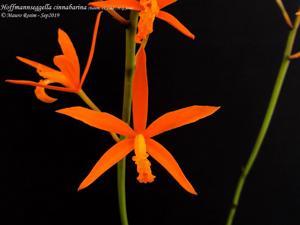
89 0 195 42
57 47 219 194
6 12 101 103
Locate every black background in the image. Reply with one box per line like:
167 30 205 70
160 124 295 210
1 0 300 225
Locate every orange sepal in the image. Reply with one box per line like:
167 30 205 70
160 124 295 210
56 106 135 137
89 0 142 11
146 138 197 195
156 10 195 40
80 12 102 88
132 47 148 132
78 138 134 190
5 79 77 93
144 106 220 138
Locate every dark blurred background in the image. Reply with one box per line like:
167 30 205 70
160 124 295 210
1 0 300 224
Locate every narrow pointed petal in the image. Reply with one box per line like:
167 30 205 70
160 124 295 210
16 56 57 73
89 0 142 11
146 138 197 195
156 11 195 40
145 106 220 138
78 138 134 190
53 55 79 88
5 79 77 93
34 79 57 103
57 29 80 77
133 47 148 132
80 12 102 88
56 106 135 137
157 0 177 9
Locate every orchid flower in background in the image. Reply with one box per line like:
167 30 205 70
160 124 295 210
57 47 219 194
6 12 101 103
89 0 195 42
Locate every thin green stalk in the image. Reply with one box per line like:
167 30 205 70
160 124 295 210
226 15 300 225
117 11 139 225
77 89 120 142
77 89 101 112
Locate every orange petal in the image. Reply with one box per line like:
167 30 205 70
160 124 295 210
157 0 177 9
145 106 220 138
146 138 197 195
38 70 73 88
289 52 300 59
56 106 135 137
5 79 77 93
57 29 80 78
132 47 148 132
34 79 57 103
80 12 102 88
53 55 79 88
156 10 195 40
89 0 142 11
78 138 134 190
16 56 72 88
16 56 57 73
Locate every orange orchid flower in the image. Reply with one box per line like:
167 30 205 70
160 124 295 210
6 12 102 103
89 0 195 43
57 47 219 194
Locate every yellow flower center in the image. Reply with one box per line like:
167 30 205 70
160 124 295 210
136 0 160 43
132 134 156 183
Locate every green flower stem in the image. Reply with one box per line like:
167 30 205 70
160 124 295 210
77 89 120 142
118 11 139 225
77 11 138 225
225 16 300 225
77 89 101 111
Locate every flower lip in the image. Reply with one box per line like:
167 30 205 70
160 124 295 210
133 134 156 183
